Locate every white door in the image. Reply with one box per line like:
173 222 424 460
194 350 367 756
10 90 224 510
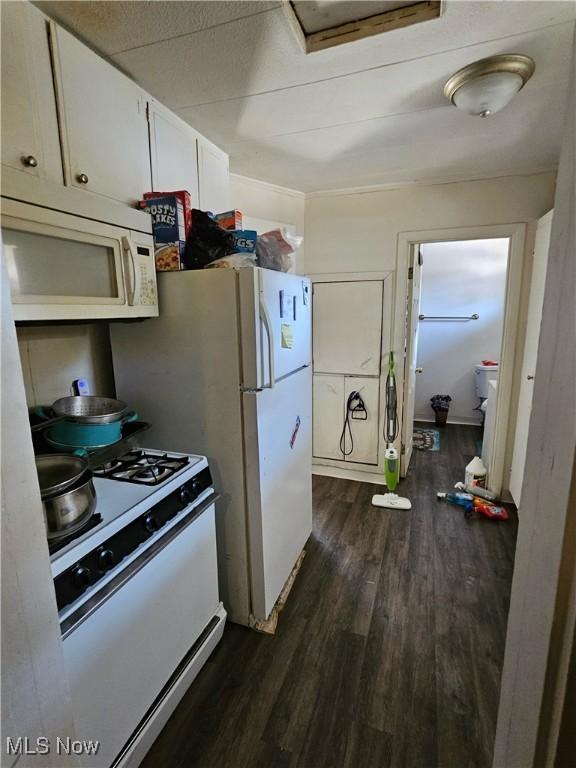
51 23 151 206
242 367 312 621
509 211 553 505
313 374 344 461
149 101 200 206
197 139 230 213
313 281 383 375
343 376 380 465
0 2 62 184
400 245 423 476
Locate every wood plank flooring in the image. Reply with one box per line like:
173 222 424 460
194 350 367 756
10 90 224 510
141 424 518 768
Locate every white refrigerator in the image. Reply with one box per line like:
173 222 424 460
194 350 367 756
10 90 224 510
110 267 312 626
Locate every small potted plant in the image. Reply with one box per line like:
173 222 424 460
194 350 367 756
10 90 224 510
430 394 452 426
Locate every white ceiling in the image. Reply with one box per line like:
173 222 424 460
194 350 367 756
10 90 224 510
37 0 576 192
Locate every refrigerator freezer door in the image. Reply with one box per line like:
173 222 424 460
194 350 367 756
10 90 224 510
243 365 312 621
239 268 312 390
262 268 312 381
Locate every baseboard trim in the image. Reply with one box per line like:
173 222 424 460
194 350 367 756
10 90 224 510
312 464 387 485
414 417 482 427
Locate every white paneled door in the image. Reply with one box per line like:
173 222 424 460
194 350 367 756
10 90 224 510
509 211 553 505
313 281 383 376
313 374 344 460
149 101 200 206
343 376 380 465
312 374 379 465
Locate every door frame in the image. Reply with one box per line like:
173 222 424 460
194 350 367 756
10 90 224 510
394 223 526 494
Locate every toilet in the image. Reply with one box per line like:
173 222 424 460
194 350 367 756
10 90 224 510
475 363 499 400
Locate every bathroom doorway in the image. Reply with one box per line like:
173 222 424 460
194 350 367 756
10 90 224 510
395 224 526 494
412 238 508 464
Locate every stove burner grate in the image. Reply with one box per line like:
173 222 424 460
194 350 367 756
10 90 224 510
92 450 190 485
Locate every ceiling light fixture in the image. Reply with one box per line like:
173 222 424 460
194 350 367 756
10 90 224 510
444 54 535 118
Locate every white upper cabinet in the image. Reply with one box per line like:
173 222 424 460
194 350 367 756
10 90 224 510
198 140 230 214
149 101 200 206
0 2 62 185
1 5 229 224
51 23 151 206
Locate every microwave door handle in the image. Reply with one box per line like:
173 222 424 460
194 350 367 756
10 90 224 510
121 236 141 306
259 298 275 389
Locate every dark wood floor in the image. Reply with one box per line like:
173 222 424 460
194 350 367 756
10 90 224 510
142 424 518 768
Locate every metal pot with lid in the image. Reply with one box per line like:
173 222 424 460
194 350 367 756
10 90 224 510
36 454 97 539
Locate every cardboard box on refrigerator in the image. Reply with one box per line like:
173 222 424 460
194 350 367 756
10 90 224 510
214 209 243 231
140 195 187 271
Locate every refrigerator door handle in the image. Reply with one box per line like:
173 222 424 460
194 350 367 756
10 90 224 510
259 297 275 389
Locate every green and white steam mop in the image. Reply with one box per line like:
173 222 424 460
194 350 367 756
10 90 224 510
372 351 412 511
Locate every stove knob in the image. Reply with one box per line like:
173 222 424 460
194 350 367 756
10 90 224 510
179 486 194 508
191 478 204 496
143 513 158 533
97 548 115 571
73 566 92 589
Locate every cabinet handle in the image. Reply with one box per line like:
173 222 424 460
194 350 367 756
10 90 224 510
22 155 38 168
527 375 534 380
77 173 89 185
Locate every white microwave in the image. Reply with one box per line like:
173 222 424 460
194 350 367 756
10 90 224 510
1 199 158 321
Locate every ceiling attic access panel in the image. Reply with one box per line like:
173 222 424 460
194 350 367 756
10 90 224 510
285 0 442 53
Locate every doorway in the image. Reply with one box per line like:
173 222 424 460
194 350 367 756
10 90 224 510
411 238 509 479
395 224 526 493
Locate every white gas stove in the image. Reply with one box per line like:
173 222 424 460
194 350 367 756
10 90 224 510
55 447 226 768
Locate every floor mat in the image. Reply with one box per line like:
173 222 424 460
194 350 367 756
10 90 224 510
413 428 441 451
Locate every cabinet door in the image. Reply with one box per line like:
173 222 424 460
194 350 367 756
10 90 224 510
0 3 62 184
313 374 344 461
52 23 151 206
343 377 380 465
149 102 200 206
313 281 383 376
197 139 230 213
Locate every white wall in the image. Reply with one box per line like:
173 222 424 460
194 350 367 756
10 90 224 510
17 323 115 407
305 172 556 488
305 172 555 274
415 238 509 425
230 173 306 273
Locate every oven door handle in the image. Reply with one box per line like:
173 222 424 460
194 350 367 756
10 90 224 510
61 491 220 640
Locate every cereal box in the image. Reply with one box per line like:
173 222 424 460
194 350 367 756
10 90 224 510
143 190 192 239
214 209 243 231
140 195 186 271
228 230 257 254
